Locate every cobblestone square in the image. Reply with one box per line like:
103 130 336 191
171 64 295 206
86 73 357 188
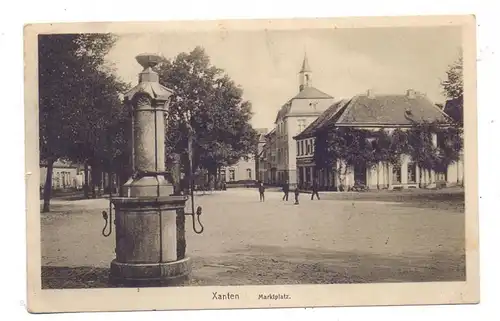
41 188 465 288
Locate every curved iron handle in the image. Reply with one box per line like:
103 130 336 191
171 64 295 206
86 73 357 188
186 187 204 234
185 130 204 234
101 196 113 237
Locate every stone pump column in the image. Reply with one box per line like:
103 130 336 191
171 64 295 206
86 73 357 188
109 54 191 286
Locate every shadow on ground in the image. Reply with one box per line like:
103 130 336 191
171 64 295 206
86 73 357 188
42 244 465 289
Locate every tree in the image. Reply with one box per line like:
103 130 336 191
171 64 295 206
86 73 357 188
39 34 84 212
156 47 258 183
39 33 128 211
441 52 463 126
313 121 463 190
314 127 376 190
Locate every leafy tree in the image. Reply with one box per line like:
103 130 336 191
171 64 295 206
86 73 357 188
314 127 375 189
156 47 258 186
441 52 463 126
313 121 464 189
441 51 463 99
39 33 129 211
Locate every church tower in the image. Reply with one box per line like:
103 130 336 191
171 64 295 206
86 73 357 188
299 52 312 92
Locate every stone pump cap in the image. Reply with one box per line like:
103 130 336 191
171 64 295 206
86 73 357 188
123 53 175 103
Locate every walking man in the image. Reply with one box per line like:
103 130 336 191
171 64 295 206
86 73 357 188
282 180 290 201
258 181 265 202
311 180 320 200
294 185 300 205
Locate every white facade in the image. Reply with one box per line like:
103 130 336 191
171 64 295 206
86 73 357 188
271 54 336 186
295 128 464 190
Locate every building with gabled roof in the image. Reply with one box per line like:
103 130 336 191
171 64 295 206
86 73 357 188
293 89 463 191
271 53 336 186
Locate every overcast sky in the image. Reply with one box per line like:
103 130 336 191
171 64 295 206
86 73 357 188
106 26 462 130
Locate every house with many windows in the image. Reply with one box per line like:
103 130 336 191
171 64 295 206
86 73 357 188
293 89 464 190
271 53 336 187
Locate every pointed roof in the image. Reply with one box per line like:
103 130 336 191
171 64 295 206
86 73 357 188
300 53 311 73
293 86 333 99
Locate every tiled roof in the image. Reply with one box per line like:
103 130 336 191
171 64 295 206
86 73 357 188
264 128 276 138
293 91 454 140
335 92 452 126
294 99 350 139
274 101 293 124
293 86 333 100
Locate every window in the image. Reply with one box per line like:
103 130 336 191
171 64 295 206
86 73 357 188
229 169 235 182
220 169 226 182
296 141 300 156
436 171 447 182
246 168 252 179
408 162 417 183
298 119 306 133
301 141 304 155
54 172 60 188
392 165 402 184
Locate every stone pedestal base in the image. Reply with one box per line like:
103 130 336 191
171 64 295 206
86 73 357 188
109 257 192 287
122 176 174 197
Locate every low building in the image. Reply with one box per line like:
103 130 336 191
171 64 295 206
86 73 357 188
293 89 464 190
219 156 257 183
40 159 86 191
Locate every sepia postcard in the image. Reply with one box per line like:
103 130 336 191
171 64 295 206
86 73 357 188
25 15 479 313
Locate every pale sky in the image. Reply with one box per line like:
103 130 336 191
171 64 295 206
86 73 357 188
106 26 462 130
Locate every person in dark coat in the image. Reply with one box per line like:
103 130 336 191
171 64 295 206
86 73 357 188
282 181 290 201
258 181 265 202
311 180 320 200
294 186 300 205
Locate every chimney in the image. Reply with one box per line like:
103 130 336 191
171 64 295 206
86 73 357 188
366 89 375 99
406 89 416 99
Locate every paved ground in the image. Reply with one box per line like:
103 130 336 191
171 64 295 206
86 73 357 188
40 188 465 288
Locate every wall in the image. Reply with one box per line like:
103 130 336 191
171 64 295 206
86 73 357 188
221 156 256 182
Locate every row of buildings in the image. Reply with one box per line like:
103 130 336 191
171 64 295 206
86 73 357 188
253 54 464 190
40 55 464 192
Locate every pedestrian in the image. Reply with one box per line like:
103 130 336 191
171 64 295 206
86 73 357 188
311 180 320 200
258 181 265 202
282 180 290 201
294 186 300 205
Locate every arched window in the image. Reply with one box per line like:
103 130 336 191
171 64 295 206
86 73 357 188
246 168 252 179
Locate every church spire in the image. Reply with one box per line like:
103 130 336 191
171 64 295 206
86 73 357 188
300 52 312 73
299 52 312 91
